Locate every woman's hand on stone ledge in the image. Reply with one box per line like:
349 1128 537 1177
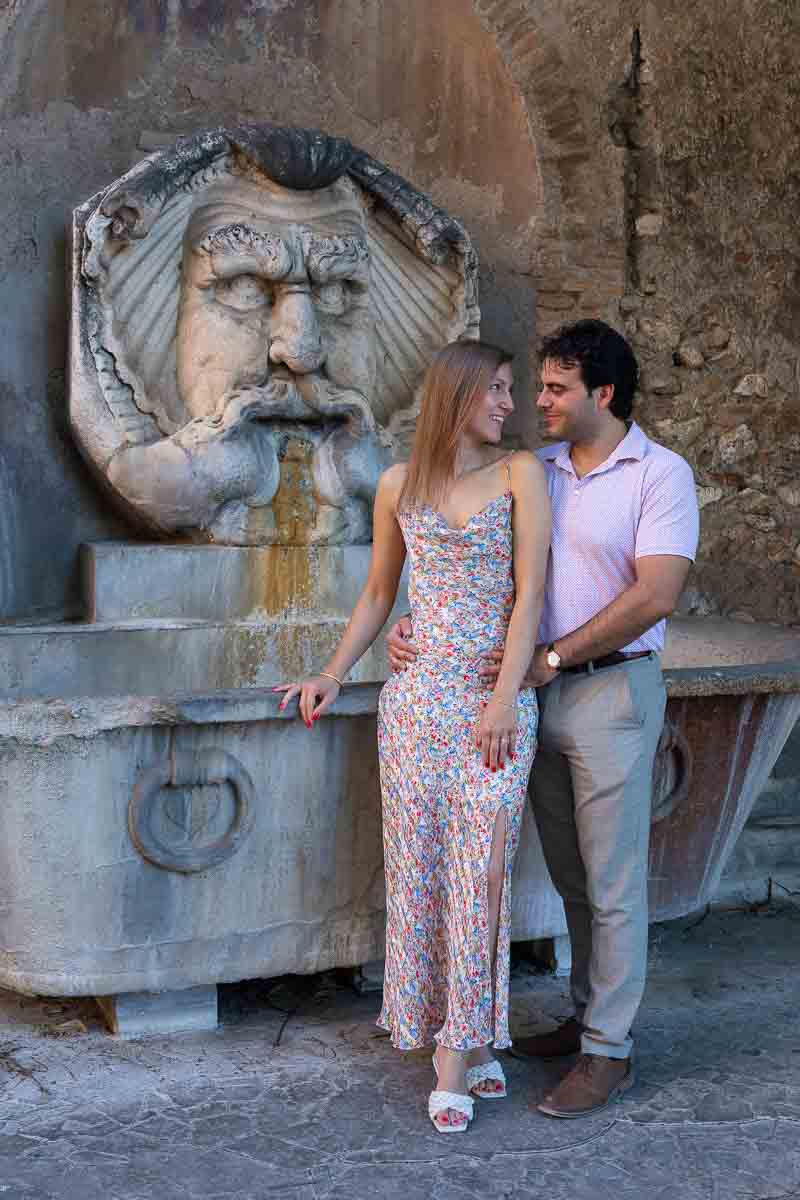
273 675 341 727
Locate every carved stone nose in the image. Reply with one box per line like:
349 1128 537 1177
269 288 325 374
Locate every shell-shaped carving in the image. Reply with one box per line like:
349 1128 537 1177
367 207 472 432
83 153 241 439
99 188 194 434
230 125 355 192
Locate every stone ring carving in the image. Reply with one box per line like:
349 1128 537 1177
651 719 693 824
128 749 256 874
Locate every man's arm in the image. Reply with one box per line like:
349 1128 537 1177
498 452 699 686
543 451 699 677
548 554 691 668
481 554 691 687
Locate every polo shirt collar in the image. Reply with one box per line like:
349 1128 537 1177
540 441 574 474
606 421 647 465
541 422 648 477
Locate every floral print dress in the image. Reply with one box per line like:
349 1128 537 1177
377 484 538 1051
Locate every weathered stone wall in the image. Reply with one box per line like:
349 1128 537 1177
609 4 800 625
476 0 800 626
0 0 797 627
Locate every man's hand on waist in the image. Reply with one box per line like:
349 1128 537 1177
479 643 558 689
528 644 560 687
386 614 418 673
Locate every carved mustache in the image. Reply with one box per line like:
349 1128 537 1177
209 373 375 437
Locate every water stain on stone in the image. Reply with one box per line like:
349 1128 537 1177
245 438 316 620
231 626 273 687
272 437 317 546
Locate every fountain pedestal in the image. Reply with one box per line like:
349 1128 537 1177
1 585 797 1037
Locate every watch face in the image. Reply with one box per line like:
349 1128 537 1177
547 651 561 669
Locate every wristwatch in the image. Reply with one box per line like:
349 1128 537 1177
546 642 562 671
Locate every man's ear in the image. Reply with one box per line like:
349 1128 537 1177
593 383 616 412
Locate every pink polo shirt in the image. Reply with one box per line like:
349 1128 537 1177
536 422 699 654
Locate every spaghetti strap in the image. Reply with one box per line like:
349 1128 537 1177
504 455 513 493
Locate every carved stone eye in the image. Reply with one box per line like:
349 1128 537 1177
215 274 271 311
313 281 348 315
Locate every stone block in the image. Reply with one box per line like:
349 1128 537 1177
635 212 664 236
705 325 731 351
0 688 390 997
715 424 758 467
0 619 393 700
352 960 386 994
83 542 409 623
778 484 800 507
676 342 705 369
734 373 768 398
96 986 218 1038
697 485 724 510
553 934 572 978
0 544 410 699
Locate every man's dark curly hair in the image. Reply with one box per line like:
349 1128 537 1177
539 319 639 421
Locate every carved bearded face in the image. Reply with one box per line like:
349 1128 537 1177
176 175 376 421
73 125 480 545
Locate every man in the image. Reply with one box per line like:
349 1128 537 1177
386 318 699 1118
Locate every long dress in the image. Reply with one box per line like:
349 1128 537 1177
377 485 538 1052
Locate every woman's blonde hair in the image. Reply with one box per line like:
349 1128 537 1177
399 339 513 510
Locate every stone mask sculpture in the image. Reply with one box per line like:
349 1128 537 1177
70 126 479 544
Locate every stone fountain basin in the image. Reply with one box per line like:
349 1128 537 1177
0 618 797 999
513 618 800 936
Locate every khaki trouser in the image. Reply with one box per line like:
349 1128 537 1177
530 654 666 1060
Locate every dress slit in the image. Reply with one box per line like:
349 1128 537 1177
484 803 509 1044
494 804 516 1043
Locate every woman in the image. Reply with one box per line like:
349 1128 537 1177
276 341 551 1132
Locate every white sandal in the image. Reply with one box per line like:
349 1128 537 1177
466 1059 507 1099
428 1089 474 1133
430 1052 474 1132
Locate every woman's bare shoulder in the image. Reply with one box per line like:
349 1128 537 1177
380 461 408 487
377 462 409 501
508 449 546 481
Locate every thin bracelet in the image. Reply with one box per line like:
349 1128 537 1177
319 671 345 687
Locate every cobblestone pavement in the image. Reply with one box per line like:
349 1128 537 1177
0 905 798 1200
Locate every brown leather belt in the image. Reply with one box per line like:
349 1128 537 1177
561 650 652 675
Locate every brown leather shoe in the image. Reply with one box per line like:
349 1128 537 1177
511 1016 583 1059
537 1053 635 1118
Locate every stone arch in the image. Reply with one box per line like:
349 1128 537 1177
472 0 626 333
